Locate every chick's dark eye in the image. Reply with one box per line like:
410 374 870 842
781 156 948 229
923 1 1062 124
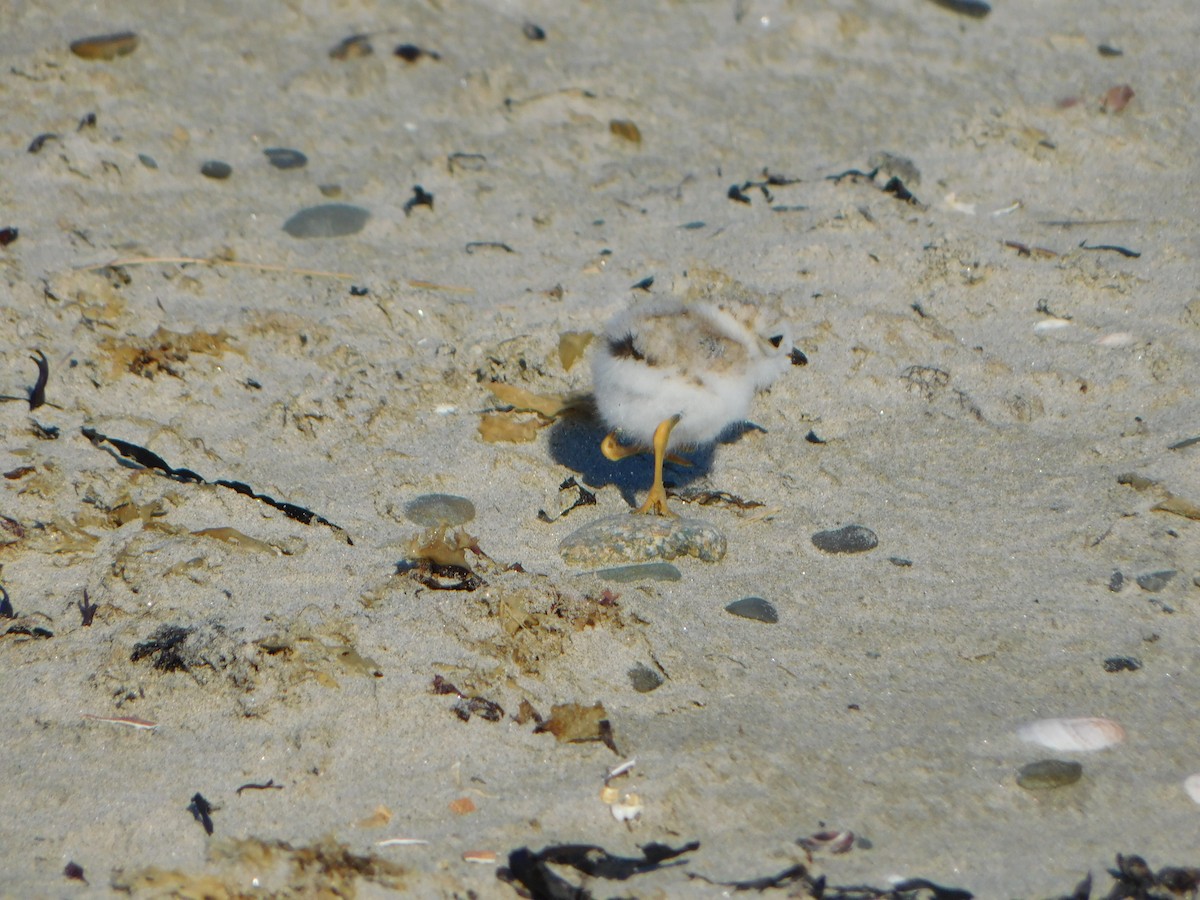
768 334 784 348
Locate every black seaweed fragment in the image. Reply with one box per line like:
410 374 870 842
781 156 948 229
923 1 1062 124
1079 240 1141 258
403 184 435 215
0 226 17 247
28 133 59 153
499 841 700 897
82 427 351 543
631 275 654 291
131 625 193 671
465 241 514 254
1102 656 1141 673
405 561 483 591
432 675 505 722
187 792 214 835
0 586 13 619
78 589 98 626
881 176 917 204
827 166 921 205
28 350 49 410
236 779 283 795
727 170 802 205
688 862 813 891
63 861 87 883
538 476 597 522
394 43 441 62
1093 853 1200 900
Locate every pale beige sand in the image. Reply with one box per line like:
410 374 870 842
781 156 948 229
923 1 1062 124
1 1 1198 896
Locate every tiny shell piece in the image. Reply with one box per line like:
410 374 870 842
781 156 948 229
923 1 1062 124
1183 774 1200 805
610 792 643 823
1016 717 1125 752
462 850 498 864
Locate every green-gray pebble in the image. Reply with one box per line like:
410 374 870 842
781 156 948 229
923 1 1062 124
559 515 726 567
628 664 663 693
264 147 308 169
1136 570 1176 592
1017 759 1083 790
725 597 778 623
200 160 232 179
283 203 370 238
812 524 878 554
403 493 475 527
593 562 681 583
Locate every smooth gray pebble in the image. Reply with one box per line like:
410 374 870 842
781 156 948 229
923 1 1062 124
1136 570 1176 592
812 524 878 554
403 493 475 528
628 664 663 693
138 153 158 169
200 160 232 179
264 147 308 169
283 203 370 238
1017 759 1082 790
725 596 778 624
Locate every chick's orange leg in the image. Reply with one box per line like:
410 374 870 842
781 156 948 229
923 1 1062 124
601 431 642 461
636 414 681 516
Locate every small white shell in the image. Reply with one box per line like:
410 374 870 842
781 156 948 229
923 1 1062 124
610 792 643 823
1033 318 1072 334
1094 332 1136 348
1016 716 1126 752
1183 774 1200 806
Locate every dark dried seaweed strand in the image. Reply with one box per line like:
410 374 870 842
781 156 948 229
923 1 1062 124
464 241 514 254
1079 240 1141 258
82 427 352 543
688 862 812 891
82 427 202 482
235 780 283 794
28 350 49 410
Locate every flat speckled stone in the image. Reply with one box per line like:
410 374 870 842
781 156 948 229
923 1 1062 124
559 515 726 567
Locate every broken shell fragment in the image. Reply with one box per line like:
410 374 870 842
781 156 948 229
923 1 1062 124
609 792 643 824
462 849 498 864
1016 717 1125 752
1183 774 1200 806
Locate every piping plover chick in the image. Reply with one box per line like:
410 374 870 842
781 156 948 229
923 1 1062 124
591 297 801 516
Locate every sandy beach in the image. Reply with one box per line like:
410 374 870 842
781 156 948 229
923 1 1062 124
1 1 1197 896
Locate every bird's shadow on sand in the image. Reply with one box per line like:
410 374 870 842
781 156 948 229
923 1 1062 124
546 416 756 508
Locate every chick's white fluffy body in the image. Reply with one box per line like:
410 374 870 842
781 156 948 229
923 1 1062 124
592 298 792 450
